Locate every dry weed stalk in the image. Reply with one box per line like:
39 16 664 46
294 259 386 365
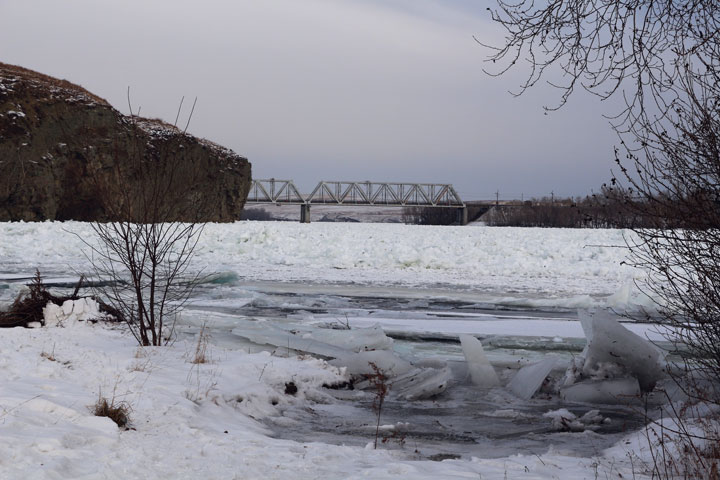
190 322 211 365
365 362 390 450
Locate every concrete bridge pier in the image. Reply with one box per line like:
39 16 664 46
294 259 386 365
457 206 468 226
300 204 311 223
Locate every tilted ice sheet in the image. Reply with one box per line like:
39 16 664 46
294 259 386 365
507 357 558 400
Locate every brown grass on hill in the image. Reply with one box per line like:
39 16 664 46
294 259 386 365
0 61 110 106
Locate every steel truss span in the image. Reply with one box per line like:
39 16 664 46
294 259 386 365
245 179 467 224
246 179 305 205
247 180 464 207
305 181 464 207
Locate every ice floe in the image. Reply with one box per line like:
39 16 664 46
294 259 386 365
507 357 558 400
459 334 500 387
559 310 666 404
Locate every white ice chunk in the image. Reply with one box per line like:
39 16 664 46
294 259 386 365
305 324 393 352
43 298 102 327
543 408 584 432
391 366 453 400
579 409 607 425
560 378 640 404
507 357 557 400
62 300 74 315
579 310 665 391
42 303 62 326
459 334 500 387
543 408 610 431
329 350 413 378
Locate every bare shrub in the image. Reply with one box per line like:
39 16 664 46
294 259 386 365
83 95 206 346
643 388 720 479
484 0 720 474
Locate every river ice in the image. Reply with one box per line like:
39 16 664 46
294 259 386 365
0 221 672 479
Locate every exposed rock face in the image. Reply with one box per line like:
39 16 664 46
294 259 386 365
0 63 251 222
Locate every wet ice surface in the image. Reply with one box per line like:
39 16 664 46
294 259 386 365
276 383 647 460
173 281 658 460
0 268 663 461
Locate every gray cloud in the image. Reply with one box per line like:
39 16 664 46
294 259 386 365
1 0 619 200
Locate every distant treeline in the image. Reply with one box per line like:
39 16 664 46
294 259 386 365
403 187 676 228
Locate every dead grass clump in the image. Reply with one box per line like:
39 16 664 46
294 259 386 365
128 358 153 373
92 395 131 428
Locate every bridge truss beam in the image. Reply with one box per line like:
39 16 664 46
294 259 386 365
245 179 466 223
305 181 464 207
245 179 305 205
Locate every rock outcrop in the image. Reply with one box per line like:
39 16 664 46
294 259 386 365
0 63 251 222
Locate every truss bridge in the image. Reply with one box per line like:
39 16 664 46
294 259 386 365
246 179 467 223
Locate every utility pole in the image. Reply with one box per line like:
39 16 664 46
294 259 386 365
551 190 554 205
495 190 499 207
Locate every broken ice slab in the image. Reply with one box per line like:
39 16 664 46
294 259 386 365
579 310 665 392
304 323 393 352
390 366 453 401
507 357 558 400
459 334 500 387
329 350 414 378
352 364 453 400
231 323 349 359
560 378 640 405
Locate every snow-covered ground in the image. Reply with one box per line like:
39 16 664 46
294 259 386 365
0 312 659 480
0 222 664 479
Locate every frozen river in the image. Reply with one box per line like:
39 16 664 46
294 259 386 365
0 221 666 461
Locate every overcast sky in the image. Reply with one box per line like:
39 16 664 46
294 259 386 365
1 0 620 200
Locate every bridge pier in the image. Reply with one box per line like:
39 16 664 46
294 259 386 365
300 204 311 223
457 206 468 226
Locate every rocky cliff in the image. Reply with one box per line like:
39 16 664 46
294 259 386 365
0 63 251 222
